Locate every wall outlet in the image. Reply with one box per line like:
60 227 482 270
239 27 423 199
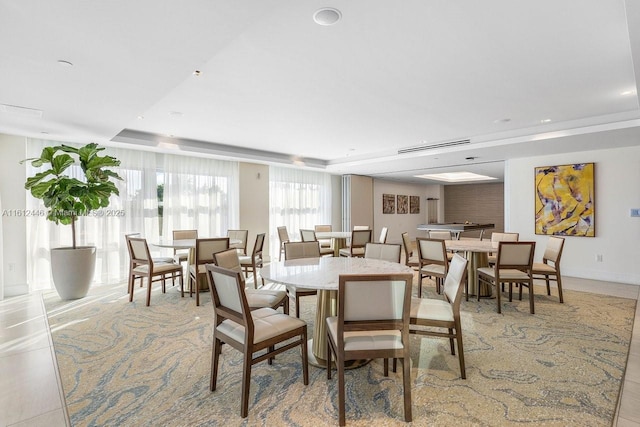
8 262 16 272
595 254 603 262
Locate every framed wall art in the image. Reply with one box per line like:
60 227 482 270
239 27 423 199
534 162 595 236
382 193 395 214
409 195 420 214
397 195 408 214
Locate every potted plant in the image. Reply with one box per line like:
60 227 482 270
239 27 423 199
22 143 122 299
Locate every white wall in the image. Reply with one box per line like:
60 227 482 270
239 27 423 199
373 179 443 244
239 162 270 260
506 145 640 285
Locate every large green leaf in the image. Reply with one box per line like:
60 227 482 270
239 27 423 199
51 154 75 175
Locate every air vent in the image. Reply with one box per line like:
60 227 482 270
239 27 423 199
0 104 43 118
398 139 470 155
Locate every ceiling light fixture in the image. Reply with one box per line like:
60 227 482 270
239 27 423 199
414 172 497 183
541 118 552 123
621 89 636 96
57 59 73 67
193 70 202 76
493 118 511 124
313 7 342 26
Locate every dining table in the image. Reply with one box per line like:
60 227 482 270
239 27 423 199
444 239 498 298
261 256 414 368
314 231 352 257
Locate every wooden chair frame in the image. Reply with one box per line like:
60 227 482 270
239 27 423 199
189 237 229 306
416 237 449 297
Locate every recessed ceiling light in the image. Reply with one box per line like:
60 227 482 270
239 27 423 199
493 118 511 124
541 118 552 123
57 60 73 67
193 70 202 76
621 89 636 96
414 172 497 183
313 8 342 26
137 115 144 120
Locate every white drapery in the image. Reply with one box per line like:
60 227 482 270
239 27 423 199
268 166 332 257
25 139 161 290
161 154 239 238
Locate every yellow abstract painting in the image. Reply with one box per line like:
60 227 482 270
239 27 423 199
535 163 595 236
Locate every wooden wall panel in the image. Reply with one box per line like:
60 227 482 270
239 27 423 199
444 183 504 237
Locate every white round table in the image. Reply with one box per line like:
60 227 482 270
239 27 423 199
261 257 414 367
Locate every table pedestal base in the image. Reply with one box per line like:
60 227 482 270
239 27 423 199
306 339 371 370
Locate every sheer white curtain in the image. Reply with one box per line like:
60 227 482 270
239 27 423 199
268 166 332 257
161 154 239 238
25 139 160 290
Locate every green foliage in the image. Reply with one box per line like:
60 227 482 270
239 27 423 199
22 143 122 247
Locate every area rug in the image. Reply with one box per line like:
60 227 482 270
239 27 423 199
44 278 635 426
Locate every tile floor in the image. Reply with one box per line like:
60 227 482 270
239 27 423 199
0 276 638 427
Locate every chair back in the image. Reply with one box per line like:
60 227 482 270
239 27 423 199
417 237 448 264
378 226 388 244
284 241 321 260
206 264 249 326
127 236 152 265
213 248 242 272
496 241 535 270
544 236 565 264
442 254 469 307
300 229 317 242
195 237 230 266
353 225 370 230
250 233 265 260
364 243 401 263
428 230 452 240
491 232 519 242
401 232 414 263
351 229 372 247
173 229 198 240
314 225 332 232
277 226 290 244
227 229 248 254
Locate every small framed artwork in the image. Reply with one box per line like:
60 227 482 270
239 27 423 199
409 196 420 214
382 193 395 214
397 195 408 214
534 162 595 236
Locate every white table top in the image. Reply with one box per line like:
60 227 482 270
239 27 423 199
445 239 498 253
261 257 414 291
315 231 352 239
153 237 241 249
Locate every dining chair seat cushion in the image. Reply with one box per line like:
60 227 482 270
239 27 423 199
318 238 332 248
326 317 403 351
532 262 556 274
239 254 260 265
153 256 176 264
189 264 209 276
245 289 287 309
217 308 306 345
133 262 181 275
407 255 419 265
173 253 188 263
420 264 446 275
410 297 453 323
338 247 365 257
477 267 531 281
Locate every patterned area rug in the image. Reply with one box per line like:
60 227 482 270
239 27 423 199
44 278 635 427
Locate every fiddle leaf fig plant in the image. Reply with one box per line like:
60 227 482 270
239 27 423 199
22 143 122 249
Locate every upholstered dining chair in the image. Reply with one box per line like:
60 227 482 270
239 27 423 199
205 264 309 418
401 232 420 271
284 241 320 318
300 229 334 256
125 233 175 290
338 229 372 257
239 233 265 288
126 236 184 306
227 229 248 255
531 236 565 303
326 272 413 426
189 237 230 306
172 229 198 265
213 248 289 314
477 241 536 314
378 226 389 243
277 226 290 261
487 232 519 265
409 253 469 379
364 242 402 263
427 230 454 261
314 224 332 249
416 237 449 297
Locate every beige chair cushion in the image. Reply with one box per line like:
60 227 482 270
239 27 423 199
410 297 453 323
153 256 176 263
420 264 446 275
217 308 306 345
532 262 556 274
477 267 531 281
133 262 181 274
338 247 365 257
239 254 259 266
245 289 287 309
326 317 403 351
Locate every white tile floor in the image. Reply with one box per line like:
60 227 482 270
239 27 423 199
0 277 638 427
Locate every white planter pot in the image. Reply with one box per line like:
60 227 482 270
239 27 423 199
50 246 97 299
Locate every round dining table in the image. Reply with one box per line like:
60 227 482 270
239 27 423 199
314 231 352 257
261 256 414 367
445 239 498 297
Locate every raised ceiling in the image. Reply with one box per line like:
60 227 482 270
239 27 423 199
1 0 639 184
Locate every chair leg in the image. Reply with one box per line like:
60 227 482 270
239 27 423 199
252 264 258 289
210 338 221 391
240 352 252 418
282 297 290 315
402 356 412 422
301 328 309 385
129 275 135 302
196 275 200 306
146 275 152 306
496 281 502 314
295 294 301 318
455 320 466 379
528 281 535 314
338 355 346 426
545 275 551 295
557 274 564 303
383 358 389 376
448 328 455 355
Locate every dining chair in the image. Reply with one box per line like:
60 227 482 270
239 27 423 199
427 230 454 261
205 264 309 418
213 248 289 314
531 236 565 303
125 233 175 290
314 224 332 249
338 229 372 257
277 226 290 261
401 232 420 270
284 241 320 318
326 272 413 426
227 229 248 255
477 241 536 314
300 229 334 256
172 229 198 265
378 226 389 243
416 237 449 297
364 242 401 263
239 233 265 288
126 236 184 306
487 232 519 265
189 237 230 306
409 253 469 379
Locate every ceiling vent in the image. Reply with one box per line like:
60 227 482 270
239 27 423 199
0 104 43 118
398 138 470 155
